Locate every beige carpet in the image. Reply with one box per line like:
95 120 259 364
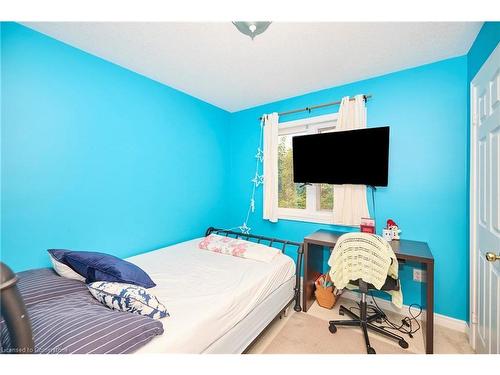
262 312 417 354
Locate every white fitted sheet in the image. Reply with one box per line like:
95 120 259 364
203 277 295 354
126 238 296 353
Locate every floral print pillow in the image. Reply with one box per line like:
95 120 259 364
87 281 169 320
198 234 280 263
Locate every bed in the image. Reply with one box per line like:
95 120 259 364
0 228 303 354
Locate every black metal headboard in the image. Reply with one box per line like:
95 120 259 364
205 227 303 312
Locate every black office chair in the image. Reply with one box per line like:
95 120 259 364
328 276 409 354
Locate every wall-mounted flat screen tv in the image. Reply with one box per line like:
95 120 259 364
292 126 390 186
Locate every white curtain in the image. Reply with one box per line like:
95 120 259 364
332 95 370 226
263 113 279 222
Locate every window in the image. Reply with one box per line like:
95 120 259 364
277 113 338 224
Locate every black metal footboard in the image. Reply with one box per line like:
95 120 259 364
205 227 303 312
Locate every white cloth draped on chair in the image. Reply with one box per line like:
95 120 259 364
332 95 370 226
263 113 279 222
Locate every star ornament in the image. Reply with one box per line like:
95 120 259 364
238 222 251 234
255 148 264 162
251 173 264 187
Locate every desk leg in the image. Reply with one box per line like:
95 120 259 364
293 244 304 312
302 243 324 312
421 261 434 354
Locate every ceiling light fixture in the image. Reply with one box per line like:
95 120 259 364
232 21 272 40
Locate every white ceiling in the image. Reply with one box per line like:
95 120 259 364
23 22 482 112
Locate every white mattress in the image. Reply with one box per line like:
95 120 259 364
126 238 296 353
202 277 295 354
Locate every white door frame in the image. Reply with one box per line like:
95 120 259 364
469 78 478 350
469 42 500 351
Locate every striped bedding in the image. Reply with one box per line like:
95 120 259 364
0 268 164 354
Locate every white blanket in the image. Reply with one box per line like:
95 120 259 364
328 232 403 308
126 238 295 353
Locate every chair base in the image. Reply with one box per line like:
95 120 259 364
329 303 409 354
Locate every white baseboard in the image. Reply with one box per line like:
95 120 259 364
340 290 469 334
298 276 469 334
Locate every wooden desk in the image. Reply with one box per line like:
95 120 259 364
303 229 435 354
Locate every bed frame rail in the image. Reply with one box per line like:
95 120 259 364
205 227 303 312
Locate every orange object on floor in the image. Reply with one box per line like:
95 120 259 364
314 273 341 309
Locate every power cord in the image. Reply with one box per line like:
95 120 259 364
368 292 422 338
347 294 422 339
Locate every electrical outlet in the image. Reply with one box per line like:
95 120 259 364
413 269 426 282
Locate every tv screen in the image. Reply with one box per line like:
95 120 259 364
292 126 390 186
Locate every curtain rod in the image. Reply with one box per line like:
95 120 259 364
258 94 372 121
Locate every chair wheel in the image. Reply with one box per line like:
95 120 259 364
329 324 337 334
367 347 376 354
398 339 409 349
339 310 345 316
376 318 383 324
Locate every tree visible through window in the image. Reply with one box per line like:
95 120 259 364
275 114 337 224
278 135 306 209
318 184 333 210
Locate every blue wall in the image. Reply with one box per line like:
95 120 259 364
1 23 3 253
0 23 3 254
1 23 231 271
228 57 469 320
468 22 500 82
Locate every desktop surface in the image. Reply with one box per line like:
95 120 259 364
304 229 433 263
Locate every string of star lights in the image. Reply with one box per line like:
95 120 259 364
231 115 265 235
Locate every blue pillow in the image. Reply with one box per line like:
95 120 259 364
47 249 156 288
48 248 70 263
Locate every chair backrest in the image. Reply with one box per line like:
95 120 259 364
328 232 397 293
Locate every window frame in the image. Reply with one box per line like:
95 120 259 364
276 113 338 224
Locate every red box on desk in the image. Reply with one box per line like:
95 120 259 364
360 217 375 233
360 225 375 233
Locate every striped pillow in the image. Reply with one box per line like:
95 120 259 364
16 268 87 308
1 268 87 353
1 292 164 354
